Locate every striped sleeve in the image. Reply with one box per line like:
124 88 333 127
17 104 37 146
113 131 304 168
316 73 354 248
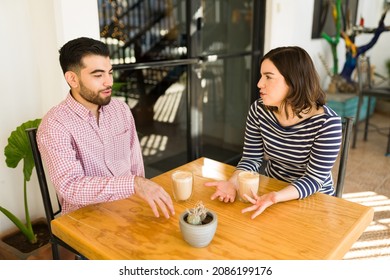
292 116 342 198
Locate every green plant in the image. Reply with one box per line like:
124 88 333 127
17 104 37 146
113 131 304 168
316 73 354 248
321 0 342 76
1 119 41 244
186 201 208 225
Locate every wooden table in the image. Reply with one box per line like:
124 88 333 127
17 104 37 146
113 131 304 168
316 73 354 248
51 157 374 260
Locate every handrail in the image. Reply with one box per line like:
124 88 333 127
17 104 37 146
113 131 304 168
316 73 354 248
112 50 262 71
112 58 199 70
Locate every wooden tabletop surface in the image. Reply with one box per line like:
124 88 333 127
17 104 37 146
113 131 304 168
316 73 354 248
51 157 374 260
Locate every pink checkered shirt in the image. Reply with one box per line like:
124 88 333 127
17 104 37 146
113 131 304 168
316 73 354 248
37 93 144 214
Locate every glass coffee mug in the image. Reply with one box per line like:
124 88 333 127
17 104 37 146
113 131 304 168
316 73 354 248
171 170 193 202
237 171 259 203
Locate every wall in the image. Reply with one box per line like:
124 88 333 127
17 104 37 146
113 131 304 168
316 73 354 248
1 0 389 234
355 0 390 79
0 0 99 234
264 0 390 90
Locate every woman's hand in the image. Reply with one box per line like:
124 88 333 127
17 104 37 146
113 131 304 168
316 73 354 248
242 185 299 219
241 191 278 219
204 180 237 203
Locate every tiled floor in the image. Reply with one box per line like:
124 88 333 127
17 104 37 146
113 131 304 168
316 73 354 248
336 112 390 198
336 112 390 260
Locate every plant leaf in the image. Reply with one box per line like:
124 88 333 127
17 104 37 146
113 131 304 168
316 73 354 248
0 206 37 244
4 119 41 182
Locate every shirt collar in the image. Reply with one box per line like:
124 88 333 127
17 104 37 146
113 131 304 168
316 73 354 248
65 92 110 122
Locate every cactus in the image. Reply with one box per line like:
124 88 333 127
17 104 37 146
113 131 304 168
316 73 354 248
186 201 208 225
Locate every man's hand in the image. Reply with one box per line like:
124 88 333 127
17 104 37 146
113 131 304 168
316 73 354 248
134 176 175 218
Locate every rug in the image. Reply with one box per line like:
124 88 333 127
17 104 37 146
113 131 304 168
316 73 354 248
343 191 390 260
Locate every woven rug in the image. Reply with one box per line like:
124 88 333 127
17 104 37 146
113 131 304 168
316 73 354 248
333 112 390 260
343 191 390 260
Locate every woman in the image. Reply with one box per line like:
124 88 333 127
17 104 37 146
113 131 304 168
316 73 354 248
205 46 342 219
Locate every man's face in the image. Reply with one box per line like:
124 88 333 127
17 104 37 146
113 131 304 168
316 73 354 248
76 55 113 107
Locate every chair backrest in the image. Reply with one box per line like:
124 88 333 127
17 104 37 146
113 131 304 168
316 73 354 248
335 116 354 198
26 127 84 259
25 128 61 228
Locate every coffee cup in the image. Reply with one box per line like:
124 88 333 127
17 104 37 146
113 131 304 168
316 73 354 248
171 170 193 202
237 171 259 203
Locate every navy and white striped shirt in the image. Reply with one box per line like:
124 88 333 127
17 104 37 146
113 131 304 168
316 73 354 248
236 98 342 198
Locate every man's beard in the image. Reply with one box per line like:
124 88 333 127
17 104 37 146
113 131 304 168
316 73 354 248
79 82 111 106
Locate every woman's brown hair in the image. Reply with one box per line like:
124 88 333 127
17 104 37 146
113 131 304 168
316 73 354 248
261 46 326 118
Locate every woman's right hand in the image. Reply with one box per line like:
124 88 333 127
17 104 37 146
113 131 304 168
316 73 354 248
204 180 237 203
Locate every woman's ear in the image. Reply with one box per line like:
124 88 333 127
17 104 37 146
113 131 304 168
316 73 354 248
64 71 79 88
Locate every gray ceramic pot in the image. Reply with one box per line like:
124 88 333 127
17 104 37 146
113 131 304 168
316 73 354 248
179 210 218 248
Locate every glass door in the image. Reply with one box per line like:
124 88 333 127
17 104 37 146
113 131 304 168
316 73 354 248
97 0 265 178
188 0 265 166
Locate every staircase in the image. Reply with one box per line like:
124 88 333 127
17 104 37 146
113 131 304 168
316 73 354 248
98 0 187 116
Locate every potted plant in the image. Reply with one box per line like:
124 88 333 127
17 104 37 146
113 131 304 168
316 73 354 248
179 201 218 248
0 118 50 259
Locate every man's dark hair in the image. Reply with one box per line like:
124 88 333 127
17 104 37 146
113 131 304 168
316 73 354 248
59 37 110 74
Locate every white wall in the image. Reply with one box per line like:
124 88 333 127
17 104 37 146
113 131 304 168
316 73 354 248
264 0 333 89
265 0 390 89
1 0 51 235
0 0 99 234
355 0 390 78
1 0 389 234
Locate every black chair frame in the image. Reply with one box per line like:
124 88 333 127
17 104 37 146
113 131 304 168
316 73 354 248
26 128 83 260
335 116 354 198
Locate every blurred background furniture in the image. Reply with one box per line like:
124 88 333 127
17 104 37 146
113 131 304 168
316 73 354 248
352 56 390 156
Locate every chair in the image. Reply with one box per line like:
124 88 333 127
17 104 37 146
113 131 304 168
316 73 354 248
352 56 390 156
26 127 83 260
335 116 354 198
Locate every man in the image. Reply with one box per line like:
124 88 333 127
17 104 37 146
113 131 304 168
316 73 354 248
37 37 175 218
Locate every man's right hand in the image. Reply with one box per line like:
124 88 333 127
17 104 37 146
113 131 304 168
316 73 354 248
134 176 175 219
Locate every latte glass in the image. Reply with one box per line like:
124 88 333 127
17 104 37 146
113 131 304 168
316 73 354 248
237 171 259 203
171 170 193 202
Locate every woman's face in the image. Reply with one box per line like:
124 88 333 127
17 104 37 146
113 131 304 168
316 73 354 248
257 59 289 108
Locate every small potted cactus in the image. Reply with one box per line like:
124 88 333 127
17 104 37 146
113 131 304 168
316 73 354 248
179 201 218 248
